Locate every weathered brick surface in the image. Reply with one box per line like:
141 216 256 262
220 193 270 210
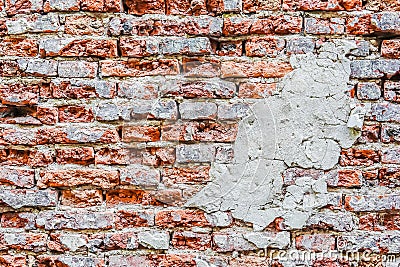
0 0 398 265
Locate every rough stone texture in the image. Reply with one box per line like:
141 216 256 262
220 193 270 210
0 1 398 266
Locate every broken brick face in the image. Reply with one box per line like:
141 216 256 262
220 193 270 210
0 0 398 266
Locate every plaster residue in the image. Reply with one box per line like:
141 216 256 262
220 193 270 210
187 41 367 230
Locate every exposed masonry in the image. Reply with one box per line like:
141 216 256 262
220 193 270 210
1 0 400 266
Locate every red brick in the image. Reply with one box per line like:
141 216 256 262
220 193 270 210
64 15 105 36
336 170 362 187
56 147 95 165
295 234 335 252
221 60 292 78
0 232 47 252
223 17 253 36
37 256 105 267
245 37 285 57
155 209 211 228
0 83 39 105
61 189 103 207
166 0 206 15
162 166 210 186
1 212 36 229
283 0 361 11
0 148 53 167
0 167 35 187
106 189 161 206
357 123 380 143
238 82 277 98
172 231 211 250
100 232 138 250
36 107 58 125
142 147 176 166
182 57 221 78
346 14 372 35
359 213 400 231
217 41 242 57
0 38 38 56
162 121 238 142
81 0 123 11
58 106 94 123
366 0 400 11
43 0 80 11
5 0 42 15
38 169 119 189
122 125 161 142
339 148 380 166
0 61 24 77
125 0 164 15
305 17 345 35
47 233 88 252
379 167 400 187
384 81 400 103
114 210 154 229
101 59 179 77
382 39 400 59
243 0 280 12
250 16 303 34
0 255 27 267
95 148 142 165
119 37 159 57
40 39 118 58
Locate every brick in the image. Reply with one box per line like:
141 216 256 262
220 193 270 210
5 0 43 15
182 57 221 78
95 147 142 165
122 99 178 120
56 147 94 165
245 37 285 57
340 148 380 166
250 16 303 34
160 37 211 56
372 102 400 122
208 0 241 13
37 126 120 144
357 82 381 100
165 0 205 15
94 103 119 121
36 210 113 230
1 212 36 229
106 189 161 206
37 256 105 267
213 232 256 252
58 106 94 123
119 37 159 57
162 79 235 99
306 211 356 232
329 169 362 187
0 83 39 105
58 61 98 78
43 0 80 11
138 230 170 249
379 167 400 187
283 0 361 11
52 79 116 99
359 213 400 231
0 38 38 57
125 0 164 14
371 12 400 34
155 209 211 228
230 256 269 267
114 210 154 229
384 81 400 102
217 40 242 57
47 232 88 252
357 124 380 144
65 15 105 36
366 0 400 11
101 59 179 77
238 82 277 98
382 148 400 164
381 123 400 143
337 232 400 253
346 14 372 35
119 165 160 188
0 189 57 209
223 17 253 36
39 39 118 57
344 195 400 211
162 166 210 186
162 121 238 142
221 60 292 78
382 39 400 58
102 232 138 250
37 107 58 124
0 61 23 77
0 148 53 167
61 189 103 207
286 37 315 54
122 125 160 142
0 232 47 252
81 0 123 12
118 81 158 99
295 234 335 252
142 147 176 166
17 59 58 77
243 0 280 12
38 169 119 189
172 231 211 250
0 255 27 267
176 144 215 163
305 18 345 35
179 102 217 120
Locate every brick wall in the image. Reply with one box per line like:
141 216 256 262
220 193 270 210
0 0 400 266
